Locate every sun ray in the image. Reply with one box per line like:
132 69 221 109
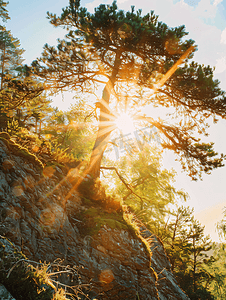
94 124 116 137
145 45 196 101
98 121 117 127
62 132 113 206
81 124 116 145
96 93 117 118
100 111 117 121
114 111 135 134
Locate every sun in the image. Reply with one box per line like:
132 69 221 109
114 112 135 134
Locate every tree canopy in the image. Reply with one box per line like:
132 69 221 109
1 2 226 297
0 0 9 23
0 1 44 131
32 0 226 180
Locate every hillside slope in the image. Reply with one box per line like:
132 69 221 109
0 133 190 300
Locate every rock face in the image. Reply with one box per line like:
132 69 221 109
0 136 190 300
0 284 16 300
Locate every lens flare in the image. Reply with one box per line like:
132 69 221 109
114 112 135 134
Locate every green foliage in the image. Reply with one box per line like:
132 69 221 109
0 9 44 131
78 206 128 237
102 146 187 232
203 243 226 299
5 119 84 169
42 99 95 161
161 206 194 270
8 92 54 134
66 174 150 241
0 27 24 81
122 208 154 259
160 206 214 299
0 131 44 169
5 125 58 167
75 179 154 261
78 177 123 213
71 180 127 237
0 75 44 131
33 0 226 180
216 207 226 240
212 210 226 297
0 0 10 23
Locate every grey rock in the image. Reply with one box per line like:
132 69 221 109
0 138 190 300
0 284 16 300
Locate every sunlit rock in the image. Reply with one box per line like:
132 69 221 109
0 136 190 299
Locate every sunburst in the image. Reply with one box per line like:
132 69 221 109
114 112 135 135
50 45 195 199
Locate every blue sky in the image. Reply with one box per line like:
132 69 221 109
5 0 226 241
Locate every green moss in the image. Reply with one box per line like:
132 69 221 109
78 184 153 265
96 218 128 230
82 217 128 237
82 197 93 206
84 207 99 217
76 203 130 237
122 209 153 260
0 132 43 170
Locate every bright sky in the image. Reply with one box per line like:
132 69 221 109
6 0 226 242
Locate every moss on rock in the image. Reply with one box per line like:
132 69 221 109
0 132 43 170
75 203 129 237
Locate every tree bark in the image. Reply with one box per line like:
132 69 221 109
1 40 5 90
192 236 197 294
88 82 113 178
88 52 121 179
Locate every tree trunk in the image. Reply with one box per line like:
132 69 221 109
38 120 42 138
88 52 121 179
88 82 113 178
192 236 197 294
170 216 179 272
1 40 5 90
35 118 38 134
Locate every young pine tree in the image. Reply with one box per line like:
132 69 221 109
0 2 44 130
164 207 214 300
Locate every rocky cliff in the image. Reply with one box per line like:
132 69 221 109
0 133 190 300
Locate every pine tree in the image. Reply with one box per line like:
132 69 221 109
188 219 213 297
11 93 53 133
0 0 9 23
203 243 226 299
217 207 226 240
0 2 44 130
164 206 194 272
33 0 226 180
0 0 24 89
0 29 24 89
0 70 44 131
163 207 214 299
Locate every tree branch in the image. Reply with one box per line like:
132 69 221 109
100 166 145 202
